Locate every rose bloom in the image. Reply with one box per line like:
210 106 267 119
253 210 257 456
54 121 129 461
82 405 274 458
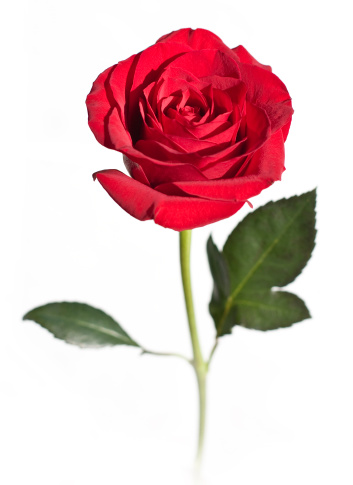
86 28 293 231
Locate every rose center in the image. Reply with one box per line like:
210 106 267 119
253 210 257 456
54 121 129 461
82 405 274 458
179 105 203 122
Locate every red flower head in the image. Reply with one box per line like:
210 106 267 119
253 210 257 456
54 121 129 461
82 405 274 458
86 28 293 231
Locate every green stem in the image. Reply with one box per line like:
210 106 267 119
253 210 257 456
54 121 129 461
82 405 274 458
195 371 206 468
179 230 207 467
207 339 219 367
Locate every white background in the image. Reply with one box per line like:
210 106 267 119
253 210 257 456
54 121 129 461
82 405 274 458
1 1 352 484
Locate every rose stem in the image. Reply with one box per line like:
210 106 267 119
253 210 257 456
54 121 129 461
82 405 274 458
179 230 208 470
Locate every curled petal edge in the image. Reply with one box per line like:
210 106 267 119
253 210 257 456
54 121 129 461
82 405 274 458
93 169 245 231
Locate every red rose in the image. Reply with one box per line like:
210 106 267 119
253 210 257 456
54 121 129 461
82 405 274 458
86 28 293 231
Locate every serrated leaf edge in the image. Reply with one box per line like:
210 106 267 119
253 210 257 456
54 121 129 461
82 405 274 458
216 192 315 336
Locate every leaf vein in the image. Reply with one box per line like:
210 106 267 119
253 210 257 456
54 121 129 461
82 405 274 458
235 299 282 311
38 313 134 344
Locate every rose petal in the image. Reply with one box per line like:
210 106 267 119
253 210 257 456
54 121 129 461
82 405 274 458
204 121 239 144
86 65 125 148
165 49 241 80
281 118 292 142
94 169 245 231
141 124 185 151
157 67 209 100
157 28 240 64
143 81 159 116
211 88 233 115
123 156 150 186
107 107 133 149
134 139 200 162
157 28 228 49
155 176 270 201
119 43 193 130
159 132 222 153
155 197 245 231
155 129 285 199
121 148 207 185
237 129 285 180
239 63 293 134
232 45 272 72
94 169 164 221
245 101 271 152
161 110 197 138
191 102 270 174
185 112 233 138
201 153 248 179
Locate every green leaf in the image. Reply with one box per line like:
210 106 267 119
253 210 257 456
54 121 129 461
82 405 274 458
225 291 311 332
23 302 139 348
208 190 316 335
207 236 230 328
207 236 230 301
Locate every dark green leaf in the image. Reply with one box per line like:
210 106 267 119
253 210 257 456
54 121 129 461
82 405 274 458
224 291 310 332
208 190 316 335
23 302 139 348
207 236 230 328
207 236 230 301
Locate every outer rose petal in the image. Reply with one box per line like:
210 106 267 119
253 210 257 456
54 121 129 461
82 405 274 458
94 169 245 231
238 62 293 134
107 107 133 149
86 65 117 147
157 28 236 55
281 118 292 142
240 129 285 179
232 45 272 72
86 55 138 149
